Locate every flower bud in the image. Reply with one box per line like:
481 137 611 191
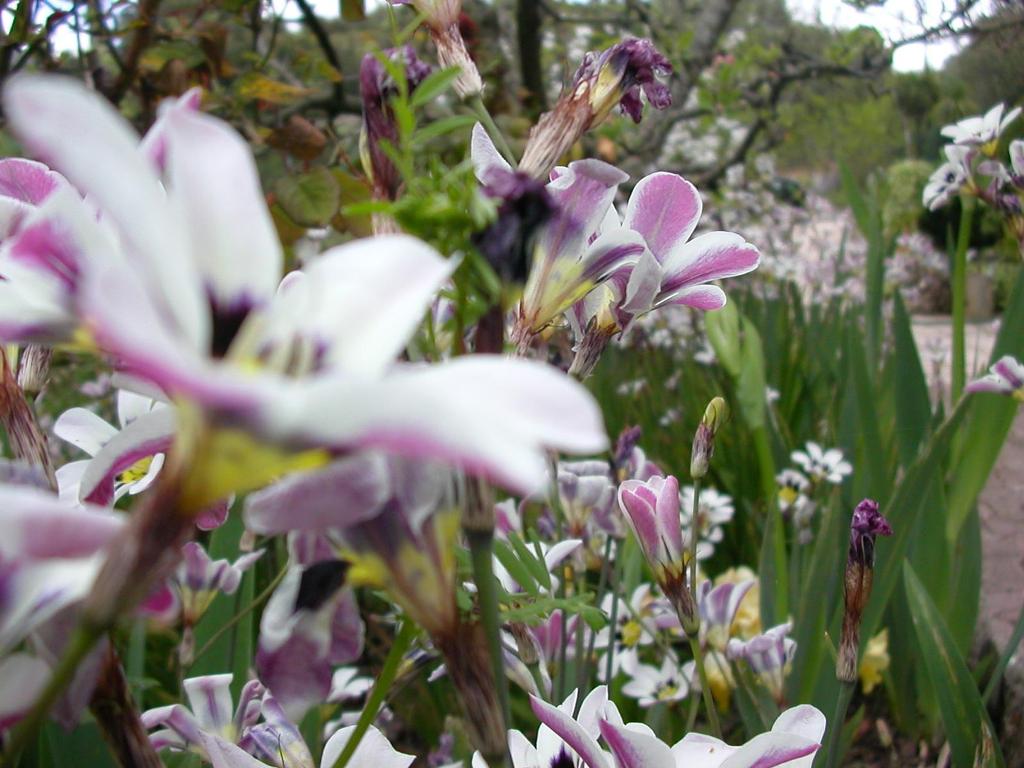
360 47 433 203
472 168 556 285
837 499 892 683
519 37 672 179
690 397 728 479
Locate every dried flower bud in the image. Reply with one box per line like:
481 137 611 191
360 47 433 202
837 499 892 683
0 348 55 488
690 397 728 479
519 37 672 179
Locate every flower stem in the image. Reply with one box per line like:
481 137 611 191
582 536 615 693
189 563 289 666
331 620 416 768
951 195 974 401
823 680 855 768
467 529 513 746
469 95 516 166
689 479 701 616
603 558 622 691
687 636 722 738
686 479 721 737
1 622 105 768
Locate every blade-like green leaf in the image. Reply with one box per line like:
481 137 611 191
410 67 462 109
903 562 1004 768
492 539 540 596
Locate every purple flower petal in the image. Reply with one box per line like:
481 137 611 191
598 718 675 768
624 173 702 261
660 232 760 294
244 453 390 534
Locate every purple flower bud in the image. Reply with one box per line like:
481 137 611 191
838 498 891 683
360 47 433 201
574 37 673 124
848 498 892 568
518 37 672 179
472 168 557 283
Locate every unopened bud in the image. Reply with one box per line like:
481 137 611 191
837 499 892 683
690 397 728 479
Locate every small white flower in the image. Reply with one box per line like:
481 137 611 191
680 486 734 558
941 103 1021 147
776 469 809 512
791 442 851 485
621 654 690 707
923 145 970 211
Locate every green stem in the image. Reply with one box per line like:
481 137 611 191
823 680 855 768
467 529 513 749
687 635 722 738
951 195 974 401
582 536 616 694
983 598 1024 706
468 95 516 166
689 478 701 614
603 561 622 692
684 684 700 733
331 620 416 768
1 623 105 768
190 564 288 667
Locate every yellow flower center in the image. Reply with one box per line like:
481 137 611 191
118 456 154 485
621 620 643 647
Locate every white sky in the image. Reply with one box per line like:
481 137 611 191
308 0 981 72
786 0 990 71
39 0 979 73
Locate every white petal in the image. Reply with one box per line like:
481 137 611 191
165 108 282 310
320 725 416 768
298 235 455 377
53 408 117 456
3 74 207 350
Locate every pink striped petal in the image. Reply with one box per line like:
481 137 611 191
3 74 208 351
624 173 702 261
656 284 726 311
0 485 123 559
0 158 66 206
598 719 675 768
661 232 760 293
531 694 612 768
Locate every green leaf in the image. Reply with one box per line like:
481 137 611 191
274 168 341 227
705 301 742 377
889 293 932 465
410 67 462 109
510 531 552 592
903 562 1004 768
736 317 767 431
410 115 477 147
492 539 540 596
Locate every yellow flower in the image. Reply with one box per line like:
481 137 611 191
704 650 735 711
715 566 761 639
858 628 890 694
